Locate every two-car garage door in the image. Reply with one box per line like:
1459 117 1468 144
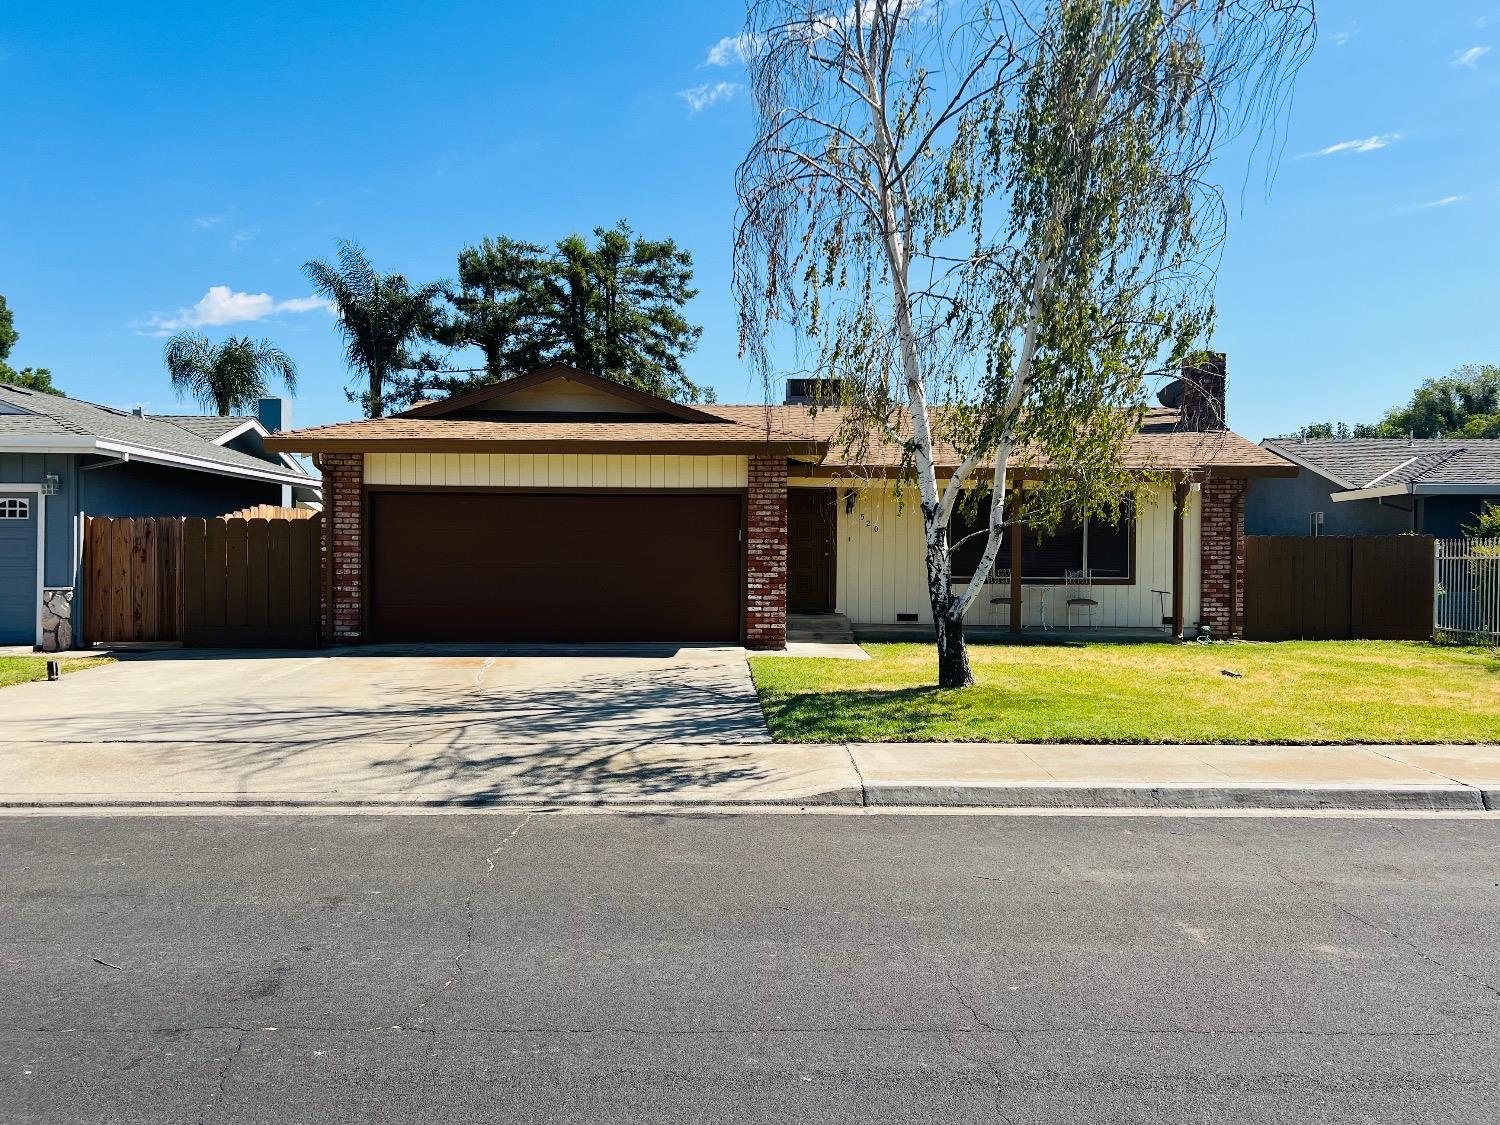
369 492 743 642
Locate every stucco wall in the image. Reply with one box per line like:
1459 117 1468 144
81 459 284 520
364 453 750 488
793 480 1201 630
1244 469 1413 537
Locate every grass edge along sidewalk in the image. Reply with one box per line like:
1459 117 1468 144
750 640 1500 745
0 655 113 689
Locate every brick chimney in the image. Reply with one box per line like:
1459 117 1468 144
1178 352 1227 432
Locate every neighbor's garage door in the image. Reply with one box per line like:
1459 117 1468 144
369 492 743 642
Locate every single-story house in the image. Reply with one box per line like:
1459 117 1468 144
0 384 320 648
265 361 1291 648
1249 437 1500 538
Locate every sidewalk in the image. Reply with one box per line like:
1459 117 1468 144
2 737 1497 810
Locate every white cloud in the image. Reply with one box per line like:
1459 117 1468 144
1300 133 1401 158
1416 194 1465 209
702 33 755 67
678 81 741 113
192 215 225 230
1331 24 1357 47
1452 45 1491 67
228 227 257 251
141 285 333 335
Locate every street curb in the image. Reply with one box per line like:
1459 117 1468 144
0 784 1488 812
861 783 1487 811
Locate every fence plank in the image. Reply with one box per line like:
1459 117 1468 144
203 519 228 631
289 518 314 633
224 520 248 629
181 519 206 638
83 518 108 645
246 519 270 630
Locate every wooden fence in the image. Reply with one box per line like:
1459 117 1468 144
221 504 318 520
83 514 322 648
182 516 321 647
83 517 185 643
1245 535 1435 641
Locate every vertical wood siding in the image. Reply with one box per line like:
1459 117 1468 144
363 453 749 489
795 480 1200 630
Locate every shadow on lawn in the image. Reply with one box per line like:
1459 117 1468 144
760 686 956 741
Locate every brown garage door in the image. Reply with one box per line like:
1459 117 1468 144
370 492 743 642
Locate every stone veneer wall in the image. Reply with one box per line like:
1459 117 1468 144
1200 477 1248 637
322 452 365 643
41 588 73 652
745 455 788 649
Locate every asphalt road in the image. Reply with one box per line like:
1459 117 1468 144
2 811 1497 1124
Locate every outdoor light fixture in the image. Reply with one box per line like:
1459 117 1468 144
41 473 60 496
843 489 856 515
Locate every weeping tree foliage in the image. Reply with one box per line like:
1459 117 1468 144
735 0 1314 687
435 222 710 402
162 332 296 416
303 240 446 418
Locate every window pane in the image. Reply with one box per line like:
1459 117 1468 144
949 498 993 579
1087 509 1132 578
1022 518 1084 578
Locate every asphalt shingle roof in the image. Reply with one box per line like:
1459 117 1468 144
272 399 1289 475
1261 438 1500 489
0 383 311 480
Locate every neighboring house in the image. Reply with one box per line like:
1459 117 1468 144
1250 438 1500 538
0 385 320 648
266 362 1290 648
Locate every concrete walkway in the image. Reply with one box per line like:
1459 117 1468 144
2 735 1498 810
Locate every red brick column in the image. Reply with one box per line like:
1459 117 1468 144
321 452 365 644
1200 476 1248 637
745 455 788 649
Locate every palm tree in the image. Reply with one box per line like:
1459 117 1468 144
303 240 445 418
162 333 297 416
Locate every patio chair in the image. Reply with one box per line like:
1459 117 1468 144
988 569 1012 606
1064 568 1099 629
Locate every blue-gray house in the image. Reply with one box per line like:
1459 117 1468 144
1248 437 1500 539
0 383 320 649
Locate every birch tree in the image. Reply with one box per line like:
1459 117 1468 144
734 0 1314 687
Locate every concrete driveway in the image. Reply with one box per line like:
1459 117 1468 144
0 646 865 807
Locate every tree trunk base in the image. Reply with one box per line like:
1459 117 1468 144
934 615 974 689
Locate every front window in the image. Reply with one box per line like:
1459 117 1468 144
950 497 1134 582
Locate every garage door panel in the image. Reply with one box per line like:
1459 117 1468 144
370 492 742 642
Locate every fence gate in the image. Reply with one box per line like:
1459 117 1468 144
1245 535 1435 641
181 516 322 647
83 517 185 643
1435 538 1500 644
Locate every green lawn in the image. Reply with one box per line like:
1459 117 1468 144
0 655 114 689
750 641 1500 744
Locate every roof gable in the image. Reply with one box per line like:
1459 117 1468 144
400 365 725 423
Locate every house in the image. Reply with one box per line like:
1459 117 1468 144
0 384 320 648
1249 437 1500 538
264 360 1290 648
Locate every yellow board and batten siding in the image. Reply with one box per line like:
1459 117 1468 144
792 479 1200 631
364 453 750 489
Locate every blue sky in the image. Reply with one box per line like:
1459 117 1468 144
1 1 1496 440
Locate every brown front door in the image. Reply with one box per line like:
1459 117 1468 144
369 491 743 642
787 488 836 612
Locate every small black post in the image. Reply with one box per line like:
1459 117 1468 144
46 660 61 681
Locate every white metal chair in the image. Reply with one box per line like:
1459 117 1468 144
1064 568 1099 629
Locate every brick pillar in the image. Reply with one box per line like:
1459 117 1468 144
321 452 365 644
745 455 788 650
1200 476 1248 637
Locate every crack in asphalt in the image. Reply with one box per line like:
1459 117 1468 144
402 814 536 1029
1202 825 1500 1004
198 1029 244 1125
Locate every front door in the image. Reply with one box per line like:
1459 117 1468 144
787 488 836 613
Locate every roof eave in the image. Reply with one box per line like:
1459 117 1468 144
264 435 827 461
